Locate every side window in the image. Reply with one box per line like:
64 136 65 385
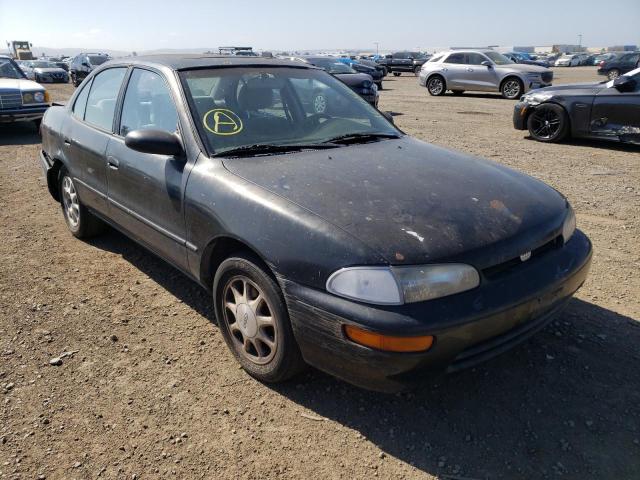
119 69 178 136
392 52 404 59
467 53 488 65
84 68 127 131
72 79 92 120
445 53 465 64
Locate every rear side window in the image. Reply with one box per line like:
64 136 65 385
428 54 444 63
119 68 178 136
445 53 465 64
72 79 92 119
467 53 488 65
84 68 127 131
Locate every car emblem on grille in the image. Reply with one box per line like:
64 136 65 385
520 251 532 262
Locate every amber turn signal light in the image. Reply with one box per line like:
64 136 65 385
344 325 434 353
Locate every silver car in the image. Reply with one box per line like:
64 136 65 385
419 50 553 99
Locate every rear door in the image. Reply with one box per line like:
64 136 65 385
441 52 467 89
105 67 188 269
62 67 127 215
590 71 640 142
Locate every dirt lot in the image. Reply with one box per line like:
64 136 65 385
1 66 639 479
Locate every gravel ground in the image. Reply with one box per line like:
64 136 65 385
1 66 639 479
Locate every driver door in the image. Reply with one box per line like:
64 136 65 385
590 72 640 143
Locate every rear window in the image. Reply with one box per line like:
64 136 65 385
88 55 109 66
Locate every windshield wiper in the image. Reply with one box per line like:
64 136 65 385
321 132 401 145
213 142 340 158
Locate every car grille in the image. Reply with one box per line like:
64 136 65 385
482 236 562 280
0 91 22 110
541 71 553 83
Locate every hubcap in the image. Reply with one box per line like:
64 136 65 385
223 276 277 365
313 95 327 114
428 78 443 95
530 109 561 139
503 80 521 98
608 70 619 80
61 176 80 227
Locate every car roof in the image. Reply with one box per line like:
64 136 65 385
105 54 313 71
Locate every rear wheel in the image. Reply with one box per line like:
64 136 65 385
501 77 523 99
426 75 446 96
214 253 306 383
392 71 401 77
414 66 421 76
58 167 105 238
607 69 620 80
527 104 569 143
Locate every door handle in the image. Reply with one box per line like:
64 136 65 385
107 156 120 170
63 138 71 146
466 68 474 72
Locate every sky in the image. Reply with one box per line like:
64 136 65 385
1 0 639 53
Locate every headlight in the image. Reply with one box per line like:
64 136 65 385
562 206 576 244
22 90 47 104
521 92 553 105
326 264 480 305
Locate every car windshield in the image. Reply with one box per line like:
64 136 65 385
484 51 514 65
0 59 25 79
308 59 356 74
181 67 398 156
32 61 55 68
88 55 109 65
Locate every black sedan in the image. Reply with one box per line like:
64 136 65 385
40 55 591 392
296 56 379 108
513 67 640 145
597 52 639 80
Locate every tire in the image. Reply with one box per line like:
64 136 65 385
607 69 620 80
426 75 446 96
414 66 421 76
392 71 401 77
213 253 306 383
33 119 42 132
375 81 383 90
451 90 465 95
311 91 328 114
526 103 569 143
501 77 523 99
58 167 105 238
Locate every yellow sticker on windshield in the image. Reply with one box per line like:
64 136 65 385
203 109 243 136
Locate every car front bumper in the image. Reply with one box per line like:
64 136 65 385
283 230 592 392
0 105 49 123
513 101 530 130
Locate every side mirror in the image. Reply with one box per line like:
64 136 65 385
82 61 90 68
125 129 184 156
381 111 394 124
612 76 636 92
481 61 492 68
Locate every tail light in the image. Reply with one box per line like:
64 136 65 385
599 61 605 67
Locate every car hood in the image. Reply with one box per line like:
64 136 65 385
0 78 44 91
222 137 568 268
33 67 66 74
333 72 374 87
533 82 607 95
497 63 550 73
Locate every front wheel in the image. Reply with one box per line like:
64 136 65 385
607 69 620 80
214 254 306 383
526 104 569 143
501 78 523 99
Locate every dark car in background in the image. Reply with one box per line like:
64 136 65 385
355 57 388 77
379 51 430 76
47 57 70 72
503 52 550 68
69 53 111 86
295 56 379 108
21 60 69 83
38 55 591 392
336 58 384 88
514 67 640 144
597 52 640 79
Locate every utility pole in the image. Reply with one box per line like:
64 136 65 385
374 42 379 55
578 34 582 50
